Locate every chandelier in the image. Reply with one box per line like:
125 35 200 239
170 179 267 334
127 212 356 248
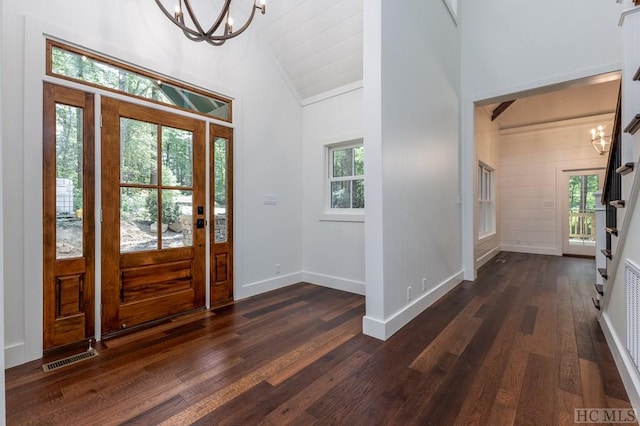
155 0 266 46
590 125 611 156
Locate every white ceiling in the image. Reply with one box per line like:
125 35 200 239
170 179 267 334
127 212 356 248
489 79 620 130
257 0 363 101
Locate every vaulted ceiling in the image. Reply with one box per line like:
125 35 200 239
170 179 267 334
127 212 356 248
257 0 363 101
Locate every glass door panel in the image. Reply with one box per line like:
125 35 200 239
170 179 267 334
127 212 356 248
101 98 205 335
55 104 84 260
568 174 598 247
562 170 604 257
210 125 233 306
213 137 228 243
43 83 95 349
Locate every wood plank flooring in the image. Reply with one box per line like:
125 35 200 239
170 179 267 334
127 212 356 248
6 252 633 425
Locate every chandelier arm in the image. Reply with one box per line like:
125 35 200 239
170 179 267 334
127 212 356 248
184 30 226 46
155 0 264 45
182 0 210 37
154 0 209 39
207 4 259 41
203 0 233 37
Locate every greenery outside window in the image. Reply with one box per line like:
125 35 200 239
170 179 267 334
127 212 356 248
478 163 495 238
47 40 231 122
328 142 364 211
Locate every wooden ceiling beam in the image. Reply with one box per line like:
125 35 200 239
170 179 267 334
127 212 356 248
491 100 516 121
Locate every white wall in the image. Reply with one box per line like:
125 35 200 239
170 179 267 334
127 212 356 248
0 0 6 419
363 0 462 339
498 116 610 255
475 106 500 267
460 0 623 278
2 0 303 367
302 88 365 295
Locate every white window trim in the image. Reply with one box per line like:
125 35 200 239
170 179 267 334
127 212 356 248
321 139 364 223
478 162 495 239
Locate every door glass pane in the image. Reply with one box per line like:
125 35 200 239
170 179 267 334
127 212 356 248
214 138 228 243
55 104 83 259
162 189 193 248
568 174 598 246
121 188 158 252
120 118 158 185
162 126 193 187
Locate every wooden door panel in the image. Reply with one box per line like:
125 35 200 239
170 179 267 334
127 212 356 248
214 254 229 283
210 125 234 306
101 97 206 335
121 259 193 303
119 289 195 327
53 314 85 347
43 83 95 349
56 274 85 316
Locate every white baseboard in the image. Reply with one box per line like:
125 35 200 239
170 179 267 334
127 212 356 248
5 342 26 369
599 312 640 411
500 244 559 256
362 270 464 341
235 272 304 301
302 272 366 295
476 246 502 269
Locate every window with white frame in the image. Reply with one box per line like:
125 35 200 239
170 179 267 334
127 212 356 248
328 142 364 210
478 163 495 237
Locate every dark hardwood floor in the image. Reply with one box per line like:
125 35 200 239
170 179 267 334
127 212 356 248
6 252 632 425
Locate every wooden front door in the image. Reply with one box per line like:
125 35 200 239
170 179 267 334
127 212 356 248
43 83 95 349
210 124 234 306
101 98 206 334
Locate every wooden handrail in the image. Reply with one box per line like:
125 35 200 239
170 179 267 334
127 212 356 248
602 84 622 204
624 114 640 135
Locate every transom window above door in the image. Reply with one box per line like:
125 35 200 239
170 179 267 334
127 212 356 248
47 39 232 122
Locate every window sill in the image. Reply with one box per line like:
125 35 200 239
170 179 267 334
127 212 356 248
478 231 496 241
319 212 365 223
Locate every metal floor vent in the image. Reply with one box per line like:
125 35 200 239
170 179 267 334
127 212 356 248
42 349 98 372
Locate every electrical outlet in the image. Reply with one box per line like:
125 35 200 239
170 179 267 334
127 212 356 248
422 278 427 291
275 263 280 274
407 286 412 301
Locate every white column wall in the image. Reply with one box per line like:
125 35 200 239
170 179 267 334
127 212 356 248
363 0 463 339
0 0 7 419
